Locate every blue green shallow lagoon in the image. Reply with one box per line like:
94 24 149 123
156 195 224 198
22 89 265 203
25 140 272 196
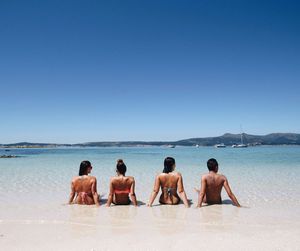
0 146 300 250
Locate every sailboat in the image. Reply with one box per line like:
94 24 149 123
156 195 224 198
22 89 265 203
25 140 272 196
167 145 176 148
232 129 248 148
215 143 226 148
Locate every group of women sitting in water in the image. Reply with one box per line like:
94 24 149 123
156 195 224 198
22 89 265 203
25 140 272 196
68 157 241 208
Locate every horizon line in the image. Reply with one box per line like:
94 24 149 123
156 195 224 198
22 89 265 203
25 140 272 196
1 132 300 145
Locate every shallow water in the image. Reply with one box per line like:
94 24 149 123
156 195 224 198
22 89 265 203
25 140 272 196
1 146 300 207
1 146 300 250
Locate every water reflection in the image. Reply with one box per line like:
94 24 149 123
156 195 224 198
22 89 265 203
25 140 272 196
67 205 99 237
150 205 188 234
195 203 241 231
106 205 138 235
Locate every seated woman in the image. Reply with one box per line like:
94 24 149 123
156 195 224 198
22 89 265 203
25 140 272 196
147 157 189 207
106 159 137 206
68 160 100 206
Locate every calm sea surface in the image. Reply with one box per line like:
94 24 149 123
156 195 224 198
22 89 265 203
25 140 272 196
1 146 300 251
1 146 300 210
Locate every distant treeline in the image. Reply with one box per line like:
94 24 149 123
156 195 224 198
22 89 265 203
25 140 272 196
1 133 300 148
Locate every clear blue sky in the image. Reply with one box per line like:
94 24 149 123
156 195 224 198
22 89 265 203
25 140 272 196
0 0 299 143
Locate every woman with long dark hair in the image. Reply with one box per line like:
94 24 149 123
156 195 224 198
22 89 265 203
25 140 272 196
106 159 137 206
148 157 189 207
68 160 100 206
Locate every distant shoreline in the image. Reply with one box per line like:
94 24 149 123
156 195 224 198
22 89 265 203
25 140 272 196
1 144 300 149
1 133 300 148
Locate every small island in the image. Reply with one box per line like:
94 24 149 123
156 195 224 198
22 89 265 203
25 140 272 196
0 155 20 158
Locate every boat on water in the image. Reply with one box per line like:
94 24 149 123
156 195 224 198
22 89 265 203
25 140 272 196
195 144 199 148
232 131 248 148
215 143 226 148
232 143 248 148
167 145 176 148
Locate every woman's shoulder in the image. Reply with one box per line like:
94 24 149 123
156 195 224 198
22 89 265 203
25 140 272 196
157 173 166 178
85 175 97 182
126 176 135 182
110 176 118 182
72 176 80 182
72 175 96 181
111 176 135 181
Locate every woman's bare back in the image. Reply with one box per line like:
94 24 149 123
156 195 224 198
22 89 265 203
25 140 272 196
158 172 181 205
72 175 97 205
111 176 134 205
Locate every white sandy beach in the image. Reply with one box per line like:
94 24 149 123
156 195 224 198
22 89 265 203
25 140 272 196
1 200 300 250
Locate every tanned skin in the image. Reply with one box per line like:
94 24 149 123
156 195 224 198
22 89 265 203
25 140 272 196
148 165 189 208
69 165 100 206
106 174 137 207
196 164 240 208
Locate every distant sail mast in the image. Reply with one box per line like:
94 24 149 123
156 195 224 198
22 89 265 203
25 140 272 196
232 125 248 148
240 125 243 145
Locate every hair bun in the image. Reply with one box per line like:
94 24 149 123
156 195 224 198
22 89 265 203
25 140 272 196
117 159 124 164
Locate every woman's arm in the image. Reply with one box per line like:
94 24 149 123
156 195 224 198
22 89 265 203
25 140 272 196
147 175 160 207
106 178 114 207
130 178 138 206
177 174 189 208
68 180 76 204
91 178 100 206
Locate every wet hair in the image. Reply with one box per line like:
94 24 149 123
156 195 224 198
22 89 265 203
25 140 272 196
207 158 218 171
116 159 127 175
79 160 91 176
163 157 175 173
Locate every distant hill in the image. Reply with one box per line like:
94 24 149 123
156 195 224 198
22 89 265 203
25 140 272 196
1 133 300 147
175 133 300 146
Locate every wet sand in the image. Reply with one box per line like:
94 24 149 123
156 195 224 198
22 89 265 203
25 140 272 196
1 202 300 251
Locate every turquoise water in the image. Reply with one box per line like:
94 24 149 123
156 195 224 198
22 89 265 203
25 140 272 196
1 146 300 251
1 146 300 209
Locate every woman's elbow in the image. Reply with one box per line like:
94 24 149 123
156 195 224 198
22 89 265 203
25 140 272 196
92 190 98 195
178 189 185 194
228 192 234 198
